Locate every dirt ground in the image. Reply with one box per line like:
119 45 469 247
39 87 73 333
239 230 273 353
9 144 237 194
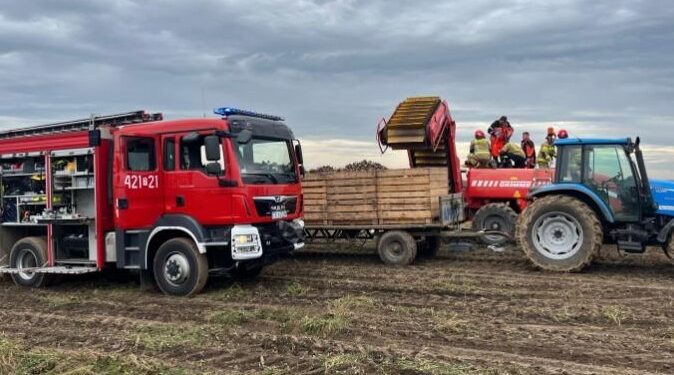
1 242 674 374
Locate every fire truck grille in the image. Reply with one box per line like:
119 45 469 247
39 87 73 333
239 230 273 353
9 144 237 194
253 196 297 217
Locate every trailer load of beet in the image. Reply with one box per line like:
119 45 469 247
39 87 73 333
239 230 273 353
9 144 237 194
303 168 449 226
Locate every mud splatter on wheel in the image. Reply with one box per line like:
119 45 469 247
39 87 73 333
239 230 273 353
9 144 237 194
517 195 602 272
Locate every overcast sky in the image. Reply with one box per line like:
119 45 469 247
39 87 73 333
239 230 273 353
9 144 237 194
1 0 673 176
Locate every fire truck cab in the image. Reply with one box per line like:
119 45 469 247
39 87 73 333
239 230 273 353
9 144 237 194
0 108 305 296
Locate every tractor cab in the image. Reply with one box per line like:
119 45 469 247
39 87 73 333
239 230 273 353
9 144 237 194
518 137 674 273
552 138 655 223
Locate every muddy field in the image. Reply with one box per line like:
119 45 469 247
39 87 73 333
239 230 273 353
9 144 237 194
1 243 674 374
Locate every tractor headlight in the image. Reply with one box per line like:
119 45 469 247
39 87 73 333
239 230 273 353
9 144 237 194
231 225 263 260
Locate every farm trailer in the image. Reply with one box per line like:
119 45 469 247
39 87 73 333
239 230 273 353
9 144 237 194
0 108 306 296
303 167 487 265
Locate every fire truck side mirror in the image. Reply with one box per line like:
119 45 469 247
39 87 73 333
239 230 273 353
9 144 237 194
236 129 253 144
294 143 304 165
205 162 223 176
204 135 221 161
88 129 101 147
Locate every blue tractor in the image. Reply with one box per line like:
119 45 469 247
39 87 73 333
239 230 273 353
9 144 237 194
517 137 674 271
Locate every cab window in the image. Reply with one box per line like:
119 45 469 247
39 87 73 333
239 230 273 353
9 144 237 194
180 134 224 172
558 145 582 182
126 137 156 171
163 138 175 171
583 145 639 221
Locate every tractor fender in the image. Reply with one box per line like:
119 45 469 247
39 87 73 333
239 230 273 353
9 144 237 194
657 218 674 243
528 184 615 224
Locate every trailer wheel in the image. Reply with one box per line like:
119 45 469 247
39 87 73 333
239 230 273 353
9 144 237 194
418 236 441 258
153 238 208 296
517 195 602 272
9 237 52 288
377 231 417 265
472 203 518 246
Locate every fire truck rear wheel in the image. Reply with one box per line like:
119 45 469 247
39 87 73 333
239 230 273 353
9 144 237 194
377 231 417 265
472 203 518 246
9 237 52 288
153 238 208 296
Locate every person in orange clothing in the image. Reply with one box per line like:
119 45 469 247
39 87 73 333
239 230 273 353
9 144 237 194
521 131 536 168
488 116 513 163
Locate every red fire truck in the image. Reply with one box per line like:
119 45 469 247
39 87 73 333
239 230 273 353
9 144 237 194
0 108 305 296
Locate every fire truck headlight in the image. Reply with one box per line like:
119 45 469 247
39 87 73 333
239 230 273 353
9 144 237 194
231 225 263 260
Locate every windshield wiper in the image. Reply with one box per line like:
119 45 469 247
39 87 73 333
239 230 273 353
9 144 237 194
244 172 278 184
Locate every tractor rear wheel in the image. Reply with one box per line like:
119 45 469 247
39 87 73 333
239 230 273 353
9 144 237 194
472 203 518 246
517 195 602 272
377 231 417 265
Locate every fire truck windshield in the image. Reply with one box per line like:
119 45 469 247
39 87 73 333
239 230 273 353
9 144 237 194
235 138 297 184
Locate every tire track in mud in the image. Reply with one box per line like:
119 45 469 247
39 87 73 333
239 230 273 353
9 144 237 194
0 246 673 374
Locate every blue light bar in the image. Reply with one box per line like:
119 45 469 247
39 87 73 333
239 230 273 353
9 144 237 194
214 107 284 121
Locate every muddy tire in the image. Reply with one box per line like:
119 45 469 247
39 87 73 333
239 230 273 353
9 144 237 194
417 236 441 258
153 238 209 296
377 231 417 265
472 203 518 246
667 235 674 265
517 195 602 272
9 237 52 288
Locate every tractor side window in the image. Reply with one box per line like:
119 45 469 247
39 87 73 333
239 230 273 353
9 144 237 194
126 137 156 171
558 146 582 182
584 145 638 221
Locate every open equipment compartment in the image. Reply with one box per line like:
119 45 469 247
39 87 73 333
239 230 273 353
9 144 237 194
0 152 48 224
46 148 97 264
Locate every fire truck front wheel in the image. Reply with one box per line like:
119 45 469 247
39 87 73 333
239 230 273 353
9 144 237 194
153 238 208 296
9 237 52 288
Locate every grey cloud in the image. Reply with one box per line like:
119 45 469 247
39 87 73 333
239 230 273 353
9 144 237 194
0 0 673 174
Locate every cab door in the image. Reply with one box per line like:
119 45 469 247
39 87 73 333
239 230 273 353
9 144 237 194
583 145 640 222
113 134 164 230
162 131 233 225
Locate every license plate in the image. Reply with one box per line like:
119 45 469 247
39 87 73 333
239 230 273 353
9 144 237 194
271 210 287 219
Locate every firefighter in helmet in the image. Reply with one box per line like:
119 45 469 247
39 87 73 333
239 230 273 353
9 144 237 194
465 130 492 168
499 141 527 168
521 131 536 168
537 127 557 168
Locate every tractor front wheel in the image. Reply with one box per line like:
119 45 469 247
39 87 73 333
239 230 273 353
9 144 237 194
517 195 602 272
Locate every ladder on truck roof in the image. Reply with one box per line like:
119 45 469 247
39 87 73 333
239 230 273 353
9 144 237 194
0 110 163 140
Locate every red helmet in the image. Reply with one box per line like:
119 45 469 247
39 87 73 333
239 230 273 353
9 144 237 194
558 129 569 139
475 130 485 138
